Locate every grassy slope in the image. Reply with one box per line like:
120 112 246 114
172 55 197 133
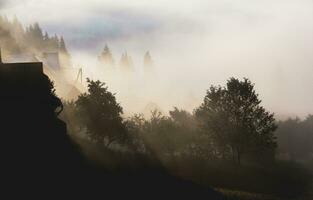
169 159 312 199
217 160 313 200
72 136 313 199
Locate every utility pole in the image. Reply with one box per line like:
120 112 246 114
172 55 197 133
75 67 83 84
0 48 3 63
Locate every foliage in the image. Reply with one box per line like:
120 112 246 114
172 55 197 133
75 79 127 147
276 116 313 161
98 44 114 66
59 77 312 199
144 51 154 69
119 51 133 71
0 15 69 56
195 78 277 164
125 108 214 161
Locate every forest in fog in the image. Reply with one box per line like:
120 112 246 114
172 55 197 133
1 13 313 199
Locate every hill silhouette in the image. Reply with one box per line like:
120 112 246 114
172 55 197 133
0 58 222 199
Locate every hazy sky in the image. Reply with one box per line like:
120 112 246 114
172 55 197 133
1 0 313 118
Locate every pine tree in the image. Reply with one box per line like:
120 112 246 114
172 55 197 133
143 51 154 76
33 23 43 40
144 51 153 67
12 16 24 43
51 34 59 51
0 16 70 55
98 44 114 66
43 32 49 41
59 36 68 54
119 51 133 71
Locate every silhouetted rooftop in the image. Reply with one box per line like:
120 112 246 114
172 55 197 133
0 59 51 99
0 62 43 74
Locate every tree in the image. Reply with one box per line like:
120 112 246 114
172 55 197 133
25 22 44 50
59 36 68 54
125 108 209 160
98 44 114 66
125 114 147 153
32 23 43 41
119 51 133 72
195 78 277 164
0 16 70 55
169 107 213 159
51 34 60 50
75 79 127 147
143 51 154 72
58 36 72 67
275 116 313 161
144 51 153 67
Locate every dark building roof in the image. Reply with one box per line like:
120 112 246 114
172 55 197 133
0 56 52 99
0 49 42 73
0 62 43 74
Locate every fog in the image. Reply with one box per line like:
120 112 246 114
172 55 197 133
1 0 313 118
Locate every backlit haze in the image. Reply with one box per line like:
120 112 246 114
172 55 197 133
1 0 313 118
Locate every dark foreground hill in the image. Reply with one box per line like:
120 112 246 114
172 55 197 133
0 60 223 199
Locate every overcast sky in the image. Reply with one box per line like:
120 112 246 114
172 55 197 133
1 0 313 118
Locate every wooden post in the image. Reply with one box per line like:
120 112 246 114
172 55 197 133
0 48 2 63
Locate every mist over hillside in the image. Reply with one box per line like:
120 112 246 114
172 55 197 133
1 1 313 199
1 0 313 118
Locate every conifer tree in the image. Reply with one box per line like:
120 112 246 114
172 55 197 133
98 44 114 66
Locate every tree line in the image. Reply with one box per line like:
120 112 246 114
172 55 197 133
98 44 154 72
62 77 280 165
0 15 69 57
276 116 313 162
